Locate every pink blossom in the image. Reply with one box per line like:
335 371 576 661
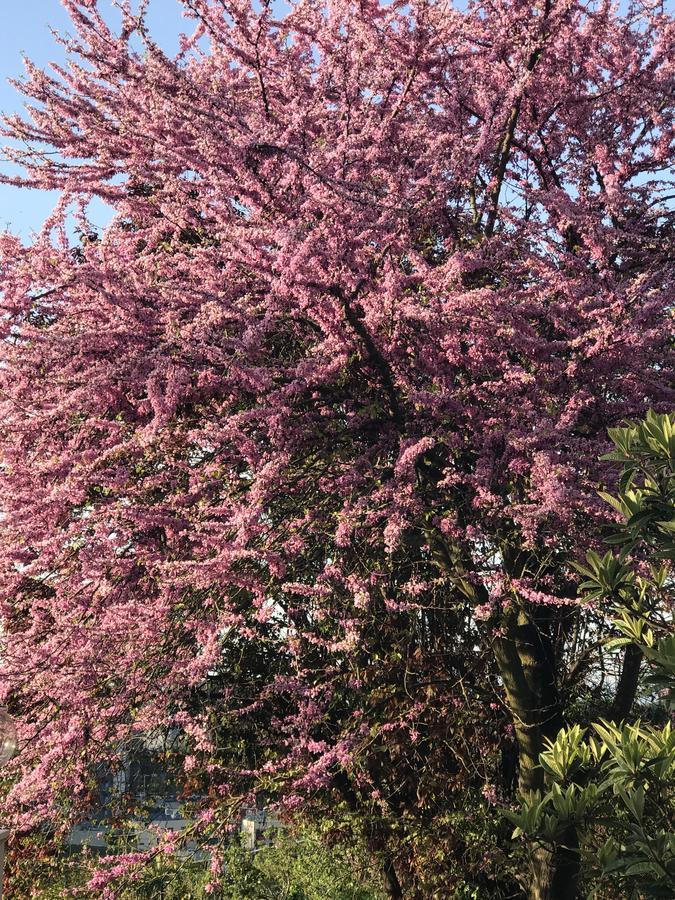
0 0 670 890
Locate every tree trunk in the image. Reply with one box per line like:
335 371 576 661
382 855 404 900
331 769 404 899
529 824 581 900
492 608 581 900
611 644 641 722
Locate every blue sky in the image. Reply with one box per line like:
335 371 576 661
0 0 191 239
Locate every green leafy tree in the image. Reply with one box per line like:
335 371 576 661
508 412 675 897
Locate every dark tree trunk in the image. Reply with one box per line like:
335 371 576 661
611 644 642 722
529 825 581 900
331 769 404 899
492 608 581 900
382 855 404 900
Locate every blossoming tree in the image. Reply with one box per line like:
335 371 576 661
0 0 673 897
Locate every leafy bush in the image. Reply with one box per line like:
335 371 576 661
219 827 385 900
5 824 385 899
508 412 675 897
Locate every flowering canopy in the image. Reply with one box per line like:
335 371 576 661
0 0 673 891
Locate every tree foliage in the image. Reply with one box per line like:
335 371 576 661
509 413 675 897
